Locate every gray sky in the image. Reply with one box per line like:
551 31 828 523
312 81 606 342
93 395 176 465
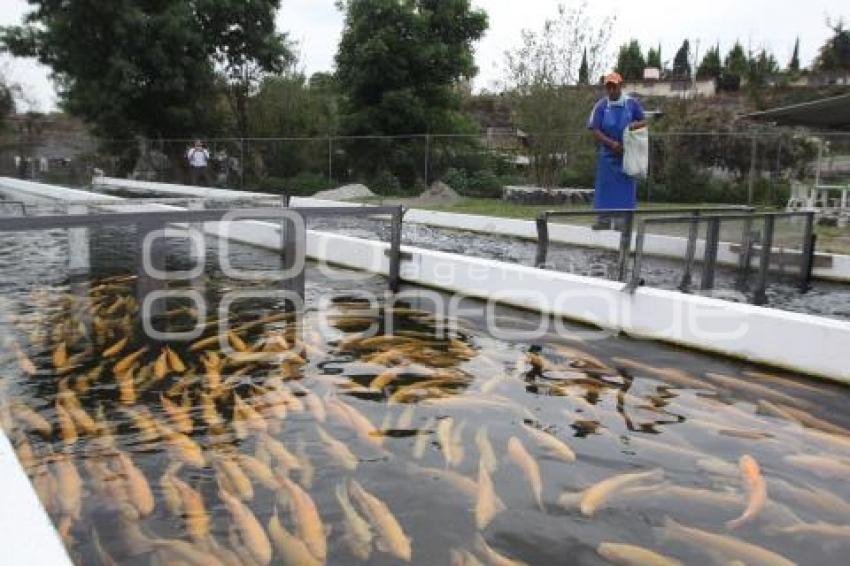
1 0 846 111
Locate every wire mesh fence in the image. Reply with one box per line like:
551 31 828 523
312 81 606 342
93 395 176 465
1 131 849 209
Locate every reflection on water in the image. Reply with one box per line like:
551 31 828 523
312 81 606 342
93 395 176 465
1 228 850 565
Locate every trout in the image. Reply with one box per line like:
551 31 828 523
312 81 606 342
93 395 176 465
507 437 544 510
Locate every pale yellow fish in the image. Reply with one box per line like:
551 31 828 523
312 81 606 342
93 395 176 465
597 542 682 566
165 346 186 373
317 425 358 471
522 424 576 463
302 390 327 422
770 521 850 539
268 506 321 566
53 341 68 369
474 534 528 566
199 392 225 430
228 330 251 353
727 454 767 529
55 400 77 446
16 347 37 375
328 397 383 446
216 456 254 501
170 475 210 543
349 479 412 562
437 417 463 468
475 426 498 473
122 406 159 443
116 451 155 516
295 435 315 488
336 482 373 561
705 372 805 408
113 346 148 374
116 367 136 405
155 420 206 468
59 391 98 434
507 436 544 510
160 472 183 517
405 464 481 501
656 517 797 566
234 392 268 433
413 418 436 459
784 454 850 479
476 457 506 529
102 335 128 358
579 469 663 517
237 453 279 491
262 433 301 471
219 487 272 565
396 405 416 430
153 349 169 380
11 402 52 437
278 474 327 561
161 393 193 435
451 549 485 566
53 453 83 519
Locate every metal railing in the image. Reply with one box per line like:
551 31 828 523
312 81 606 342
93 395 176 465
625 211 816 305
0 204 407 299
535 206 755 281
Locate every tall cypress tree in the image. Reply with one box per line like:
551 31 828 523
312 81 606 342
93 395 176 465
578 48 590 84
789 38 801 72
672 39 692 79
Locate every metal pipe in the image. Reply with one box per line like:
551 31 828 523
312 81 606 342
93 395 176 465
679 211 701 292
736 215 755 290
388 207 404 292
700 216 721 291
535 213 550 268
281 215 306 301
616 211 634 282
626 222 647 293
753 215 776 305
799 212 816 293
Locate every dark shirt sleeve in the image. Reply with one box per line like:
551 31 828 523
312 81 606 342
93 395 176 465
587 99 604 130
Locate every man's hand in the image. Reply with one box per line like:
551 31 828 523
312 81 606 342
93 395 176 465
629 121 647 131
609 141 624 155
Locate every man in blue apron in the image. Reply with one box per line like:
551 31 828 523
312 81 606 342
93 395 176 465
587 72 646 230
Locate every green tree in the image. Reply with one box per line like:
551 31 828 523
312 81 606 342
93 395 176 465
646 45 662 70
697 44 722 79
504 2 614 187
335 0 488 190
789 37 801 72
336 0 487 136
815 18 850 72
672 40 692 79
1 0 291 142
578 49 590 85
616 39 646 80
719 42 748 91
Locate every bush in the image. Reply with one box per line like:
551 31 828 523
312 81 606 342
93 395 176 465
369 171 402 195
466 170 503 198
255 172 329 196
441 167 469 193
439 167 505 198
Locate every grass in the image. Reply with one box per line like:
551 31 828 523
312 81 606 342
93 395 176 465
355 196 850 254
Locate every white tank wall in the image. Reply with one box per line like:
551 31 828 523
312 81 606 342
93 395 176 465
6 176 850 383
89 176 850 284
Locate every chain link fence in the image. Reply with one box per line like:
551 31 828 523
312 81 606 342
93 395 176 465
1 131 849 209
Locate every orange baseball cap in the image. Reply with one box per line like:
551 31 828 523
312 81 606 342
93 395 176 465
604 72 624 85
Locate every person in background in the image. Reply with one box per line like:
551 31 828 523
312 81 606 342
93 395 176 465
187 140 210 186
587 72 647 230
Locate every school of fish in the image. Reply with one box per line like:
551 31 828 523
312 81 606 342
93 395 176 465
1 274 850 565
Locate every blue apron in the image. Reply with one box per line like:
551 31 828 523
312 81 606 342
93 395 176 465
594 100 637 210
